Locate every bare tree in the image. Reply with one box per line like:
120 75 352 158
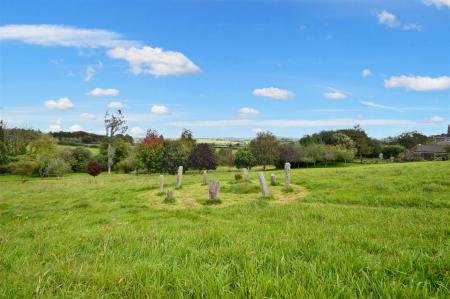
104 110 128 174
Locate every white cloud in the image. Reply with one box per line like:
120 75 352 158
107 46 201 76
0 24 138 48
252 87 294 100
324 91 347 100
360 101 399 111
80 112 96 120
151 104 171 115
239 107 260 117
69 124 84 132
252 128 264 134
423 0 450 8
48 119 62 132
87 88 119 97
84 61 103 82
384 75 450 91
108 101 125 109
44 97 74 110
362 69 372 77
425 116 446 124
169 118 414 128
376 11 423 31
130 126 145 136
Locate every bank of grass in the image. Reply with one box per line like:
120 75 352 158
0 161 449 297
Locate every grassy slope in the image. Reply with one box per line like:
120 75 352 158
0 162 449 298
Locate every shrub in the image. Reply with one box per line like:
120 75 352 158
46 158 71 177
87 161 102 177
234 147 257 169
70 147 92 172
188 143 218 170
235 173 243 181
9 159 38 180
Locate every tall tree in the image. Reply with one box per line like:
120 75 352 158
104 110 127 174
137 129 164 173
250 131 279 169
0 121 8 166
338 125 371 163
188 143 218 170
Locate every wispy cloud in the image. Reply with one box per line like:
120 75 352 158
376 10 423 32
360 101 401 111
87 88 119 97
252 87 294 100
239 107 260 118
84 61 103 82
423 0 450 8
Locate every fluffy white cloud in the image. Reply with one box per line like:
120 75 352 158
169 118 414 128
69 124 84 132
87 88 119 97
151 104 171 115
0 24 138 48
107 46 201 76
44 97 74 110
80 113 96 120
108 101 125 109
425 116 446 124
362 69 372 77
423 0 450 8
324 91 347 100
376 11 423 31
130 126 145 136
84 61 103 82
384 75 450 91
48 119 62 132
252 87 294 100
239 107 260 117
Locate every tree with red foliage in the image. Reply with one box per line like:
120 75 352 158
87 161 102 178
137 129 164 173
188 143 218 170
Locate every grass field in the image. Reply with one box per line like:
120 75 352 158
0 162 449 297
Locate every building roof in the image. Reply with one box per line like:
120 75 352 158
416 144 446 154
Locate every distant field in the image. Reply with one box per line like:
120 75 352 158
57 144 100 155
0 161 449 297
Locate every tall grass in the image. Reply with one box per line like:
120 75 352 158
0 161 448 297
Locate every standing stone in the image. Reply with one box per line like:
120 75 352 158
243 168 249 180
208 181 220 201
257 172 269 198
202 170 208 185
166 188 174 201
284 162 291 189
176 166 183 188
159 175 164 193
270 174 277 186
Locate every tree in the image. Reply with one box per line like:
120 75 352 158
276 143 301 168
9 159 38 181
29 134 58 157
250 131 279 169
137 129 164 173
381 145 405 159
188 143 218 170
217 148 234 167
45 158 71 177
334 145 356 165
338 125 371 163
158 140 190 174
0 121 8 166
87 161 102 178
395 131 430 149
234 147 257 169
70 147 92 172
104 110 128 174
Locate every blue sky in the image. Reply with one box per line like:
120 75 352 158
0 0 449 139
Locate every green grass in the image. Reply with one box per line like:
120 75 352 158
0 161 449 297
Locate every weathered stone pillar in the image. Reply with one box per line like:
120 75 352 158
270 174 277 186
209 180 220 201
159 175 164 193
166 188 173 201
202 170 208 185
284 162 291 189
176 166 183 188
243 168 249 180
257 172 269 198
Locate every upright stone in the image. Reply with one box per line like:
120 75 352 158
257 172 270 198
243 168 249 180
159 175 164 193
284 162 291 189
166 188 174 201
202 170 208 185
176 166 183 188
270 174 277 186
208 181 220 201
